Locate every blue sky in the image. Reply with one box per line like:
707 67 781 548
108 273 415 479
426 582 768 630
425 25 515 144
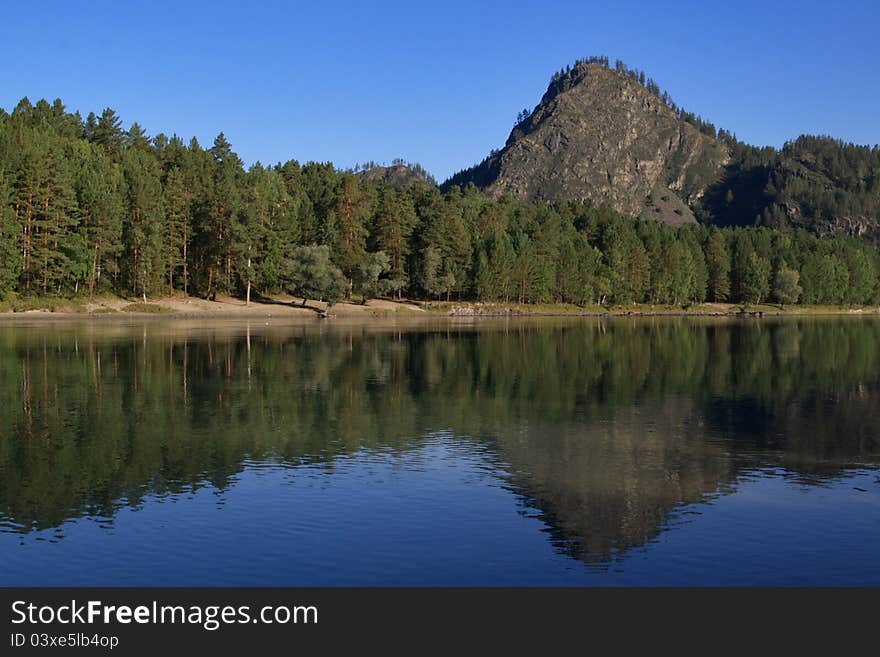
1 1 877 181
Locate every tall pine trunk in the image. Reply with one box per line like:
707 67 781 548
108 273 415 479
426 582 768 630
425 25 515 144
246 256 251 306
89 242 100 298
182 231 188 296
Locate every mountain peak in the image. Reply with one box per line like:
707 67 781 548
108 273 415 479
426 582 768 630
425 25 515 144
446 59 729 225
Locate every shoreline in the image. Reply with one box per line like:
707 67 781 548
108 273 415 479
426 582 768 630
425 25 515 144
1 295 879 321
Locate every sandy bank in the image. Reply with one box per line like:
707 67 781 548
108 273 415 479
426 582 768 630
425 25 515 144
1 296 879 321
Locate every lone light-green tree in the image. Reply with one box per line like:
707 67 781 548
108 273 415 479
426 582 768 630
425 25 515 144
772 264 802 307
286 245 347 308
741 251 771 304
355 250 390 303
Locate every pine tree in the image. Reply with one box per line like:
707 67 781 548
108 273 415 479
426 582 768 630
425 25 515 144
92 108 124 156
842 246 878 304
372 186 417 298
122 149 164 300
421 191 471 300
333 174 370 298
200 133 243 297
298 162 337 246
125 122 150 151
603 219 649 303
234 166 297 303
512 231 538 303
163 167 190 295
76 142 124 295
706 229 731 301
24 139 82 294
11 131 49 292
0 169 23 298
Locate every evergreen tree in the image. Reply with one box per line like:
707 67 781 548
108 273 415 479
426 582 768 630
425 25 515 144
21 137 82 294
475 229 515 301
125 122 150 150
163 167 190 294
512 231 540 303
122 148 164 300
198 133 243 297
75 143 124 295
298 162 337 246
603 218 649 303
800 253 849 304
333 174 371 298
420 190 471 300
92 108 125 156
0 170 23 298
842 246 878 304
238 166 298 300
372 186 417 298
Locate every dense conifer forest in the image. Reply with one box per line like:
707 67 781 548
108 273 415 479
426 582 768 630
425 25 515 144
1 94 878 307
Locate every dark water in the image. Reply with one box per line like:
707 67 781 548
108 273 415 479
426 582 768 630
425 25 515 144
1 316 878 586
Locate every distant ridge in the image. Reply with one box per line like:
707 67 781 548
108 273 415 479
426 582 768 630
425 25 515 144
353 159 436 188
445 57 880 238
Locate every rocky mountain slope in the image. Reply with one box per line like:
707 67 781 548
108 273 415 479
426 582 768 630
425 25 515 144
445 61 729 224
446 59 880 237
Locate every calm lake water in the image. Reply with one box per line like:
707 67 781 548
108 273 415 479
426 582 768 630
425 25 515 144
1 316 878 586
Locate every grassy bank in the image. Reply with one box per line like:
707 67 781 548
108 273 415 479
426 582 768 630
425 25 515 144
0 296 88 314
0 296 169 315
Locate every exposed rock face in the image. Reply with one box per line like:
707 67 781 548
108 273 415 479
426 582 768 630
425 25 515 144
448 64 729 224
822 215 880 241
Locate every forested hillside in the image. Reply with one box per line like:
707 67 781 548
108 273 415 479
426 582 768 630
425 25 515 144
0 96 878 307
696 135 880 238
